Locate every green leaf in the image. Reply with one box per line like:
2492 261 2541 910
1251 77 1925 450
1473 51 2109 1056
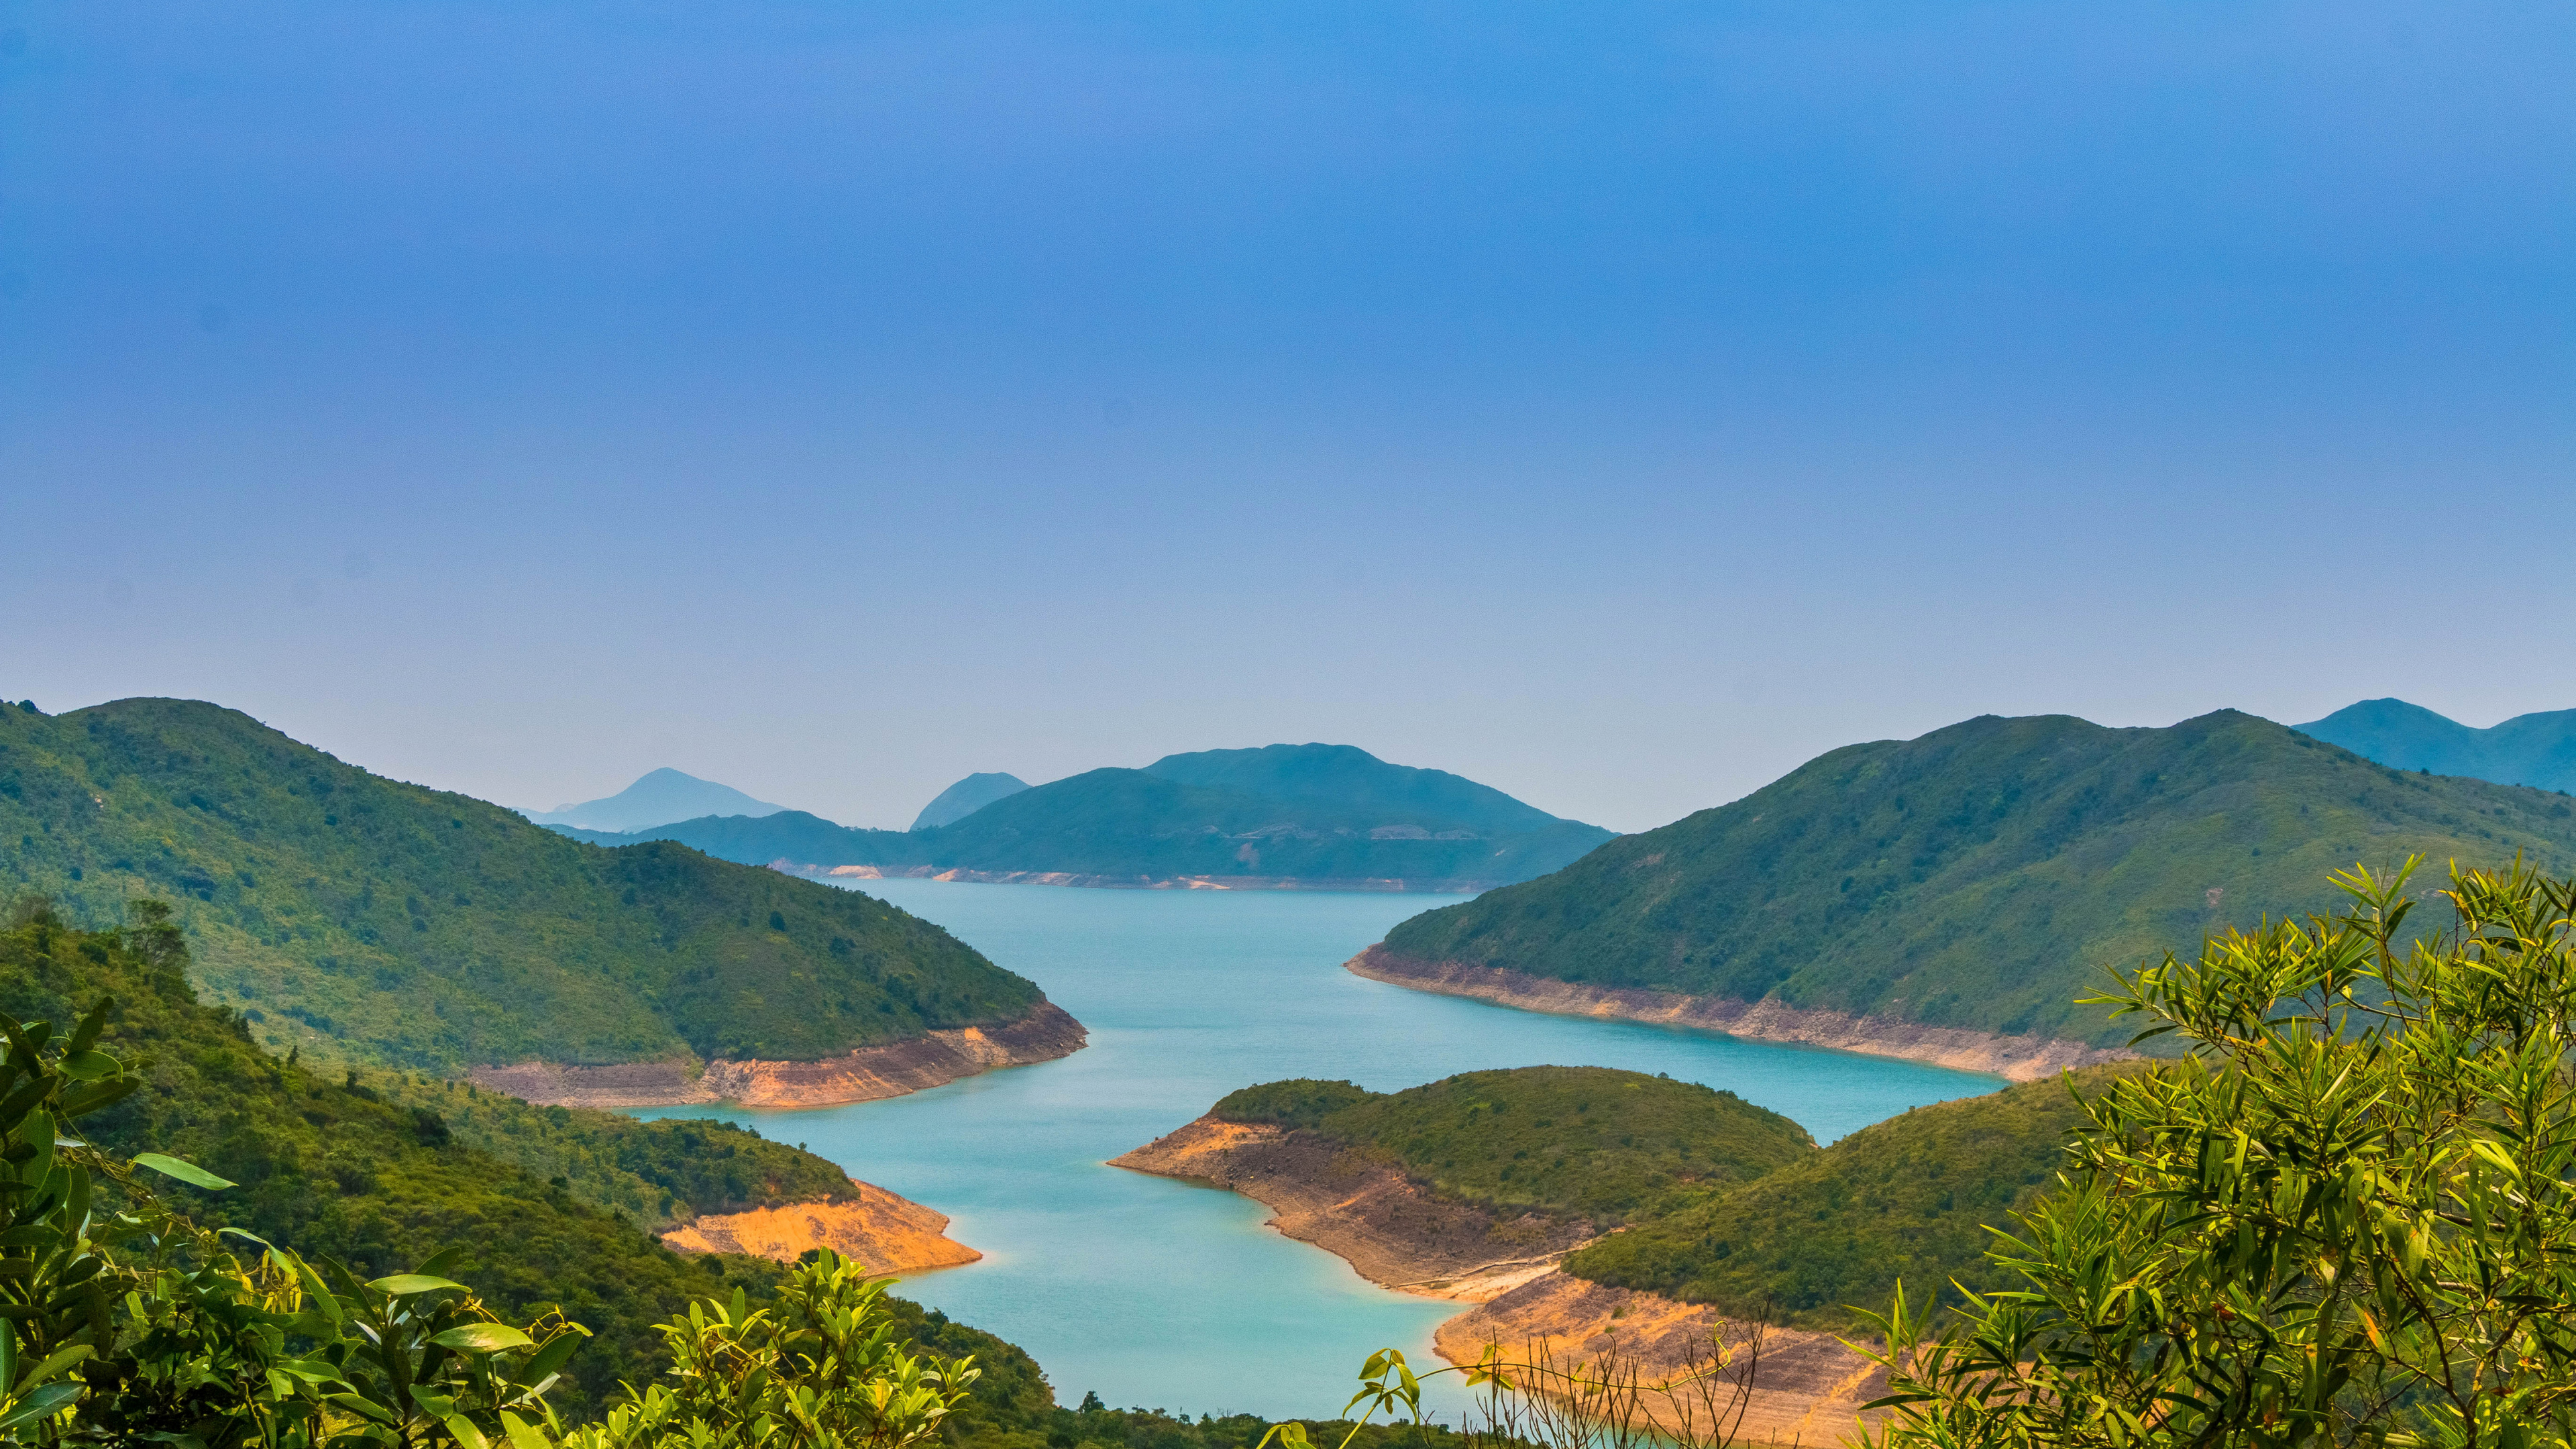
442 1415 492 1449
20 1113 52 1187
429 1324 533 1354
56 1051 119 1083
132 1152 235 1190
0 1381 84 1432
517 1328 588 1387
65 1001 110 1057
499 1409 551 1449
368 1274 468 1297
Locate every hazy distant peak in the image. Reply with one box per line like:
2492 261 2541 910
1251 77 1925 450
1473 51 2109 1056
2295 698 2576 794
524 767 786 833
912 771 1032 830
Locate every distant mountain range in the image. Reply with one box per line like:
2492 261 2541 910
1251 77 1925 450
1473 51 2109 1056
2296 698 2576 794
524 767 785 833
1360 710 2576 1051
0 698 1054 1069
553 743 1617 892
910 771 1029 830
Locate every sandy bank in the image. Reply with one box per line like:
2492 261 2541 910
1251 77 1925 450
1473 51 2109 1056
1436 1270 1885 1447
470 1000 1088 1108
1348 947 2131 1083
1110 1117 1587 1301
661 1177 981 1275
803 864 1515 893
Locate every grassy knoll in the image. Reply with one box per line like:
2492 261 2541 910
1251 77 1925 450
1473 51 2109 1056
1381 710 2576 1045
1564 1066 2137 1330
0 697 1043 1067
1215 1067 1814 1224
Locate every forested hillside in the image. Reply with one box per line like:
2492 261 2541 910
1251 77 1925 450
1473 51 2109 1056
0 698 1047 1068
1377 710 2576 1046
0 901 796 1407
1564 1067 2133 1329
1213 1066 1813 1224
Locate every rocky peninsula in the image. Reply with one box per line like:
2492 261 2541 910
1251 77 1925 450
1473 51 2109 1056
661 1176 981 1275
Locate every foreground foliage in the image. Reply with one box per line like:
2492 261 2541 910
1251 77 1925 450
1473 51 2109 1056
1212 1068 1813 1224
1868 861 2576 1445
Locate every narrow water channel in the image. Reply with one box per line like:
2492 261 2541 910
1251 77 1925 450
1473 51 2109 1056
637 880 1998 1422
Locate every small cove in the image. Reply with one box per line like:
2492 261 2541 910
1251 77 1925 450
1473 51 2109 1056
637 881 1998 1421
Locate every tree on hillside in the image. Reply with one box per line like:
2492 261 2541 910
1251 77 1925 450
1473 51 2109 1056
1864 859 2576 1446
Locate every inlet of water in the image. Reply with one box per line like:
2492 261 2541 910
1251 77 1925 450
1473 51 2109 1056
637 880 1997 1422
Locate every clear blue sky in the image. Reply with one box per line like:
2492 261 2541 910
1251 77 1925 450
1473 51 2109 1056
5 1 2568 831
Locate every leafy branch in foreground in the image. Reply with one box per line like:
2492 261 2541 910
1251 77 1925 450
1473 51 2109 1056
1862 858 2576 1446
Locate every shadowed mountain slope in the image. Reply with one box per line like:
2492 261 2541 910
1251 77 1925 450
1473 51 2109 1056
1372 710 2576 1047
912 771 1031 830
2296 698 2576 794
0 698 1049 1068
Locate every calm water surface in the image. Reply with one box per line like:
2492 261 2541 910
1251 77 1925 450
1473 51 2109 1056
638 881 1996 1421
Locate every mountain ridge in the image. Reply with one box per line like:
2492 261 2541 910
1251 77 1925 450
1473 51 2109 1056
0 697 1066 1073
1367 710 2576 1050
2295 697 2576 793
559 745 1617 890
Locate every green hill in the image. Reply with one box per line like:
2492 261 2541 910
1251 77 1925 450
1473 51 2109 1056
0 698 1047 1068
1375 710 2576 1046
1214 1066 1814 1224
1564 1067 2133 1330
1142 744 1570 837
2296 697 2576 793
580 751 1619 890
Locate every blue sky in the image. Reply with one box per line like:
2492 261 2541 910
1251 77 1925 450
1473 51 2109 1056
4 1 2569 831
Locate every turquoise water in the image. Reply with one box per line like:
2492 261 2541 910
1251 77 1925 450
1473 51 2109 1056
637 880 1996 1421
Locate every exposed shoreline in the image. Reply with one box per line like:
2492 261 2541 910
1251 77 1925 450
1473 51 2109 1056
468 1000 1088 1108
1438 1271 1886 1446
1113 1114 1882 1445
1347 947 2133 1083
661 1176 982 1275
1110 1116 1587 1301
796 863 1514 893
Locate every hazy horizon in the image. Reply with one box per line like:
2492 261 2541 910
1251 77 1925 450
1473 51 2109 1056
7 1 2569 834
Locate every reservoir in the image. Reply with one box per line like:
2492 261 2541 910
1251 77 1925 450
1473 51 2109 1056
637 881 1998 1422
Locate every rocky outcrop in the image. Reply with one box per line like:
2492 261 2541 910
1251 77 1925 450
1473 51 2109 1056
1437 1271 1886 1447
661 1177 980 1275
470 1000 1087 1108
1348 948 2132 1083
810 865 1513 892
1110 1117 1588 1301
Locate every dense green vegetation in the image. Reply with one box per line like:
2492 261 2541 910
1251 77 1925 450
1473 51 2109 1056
1872 863 2576 1444
2296 696 2576 792
584 765 1615 890
1214 1067 1813 1224
1381 710 2576 1044
0 900 794 1410
365 1073 852 1231
1138 745 1570 837
0 698 1045 1067
1564 1067 2135 1330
